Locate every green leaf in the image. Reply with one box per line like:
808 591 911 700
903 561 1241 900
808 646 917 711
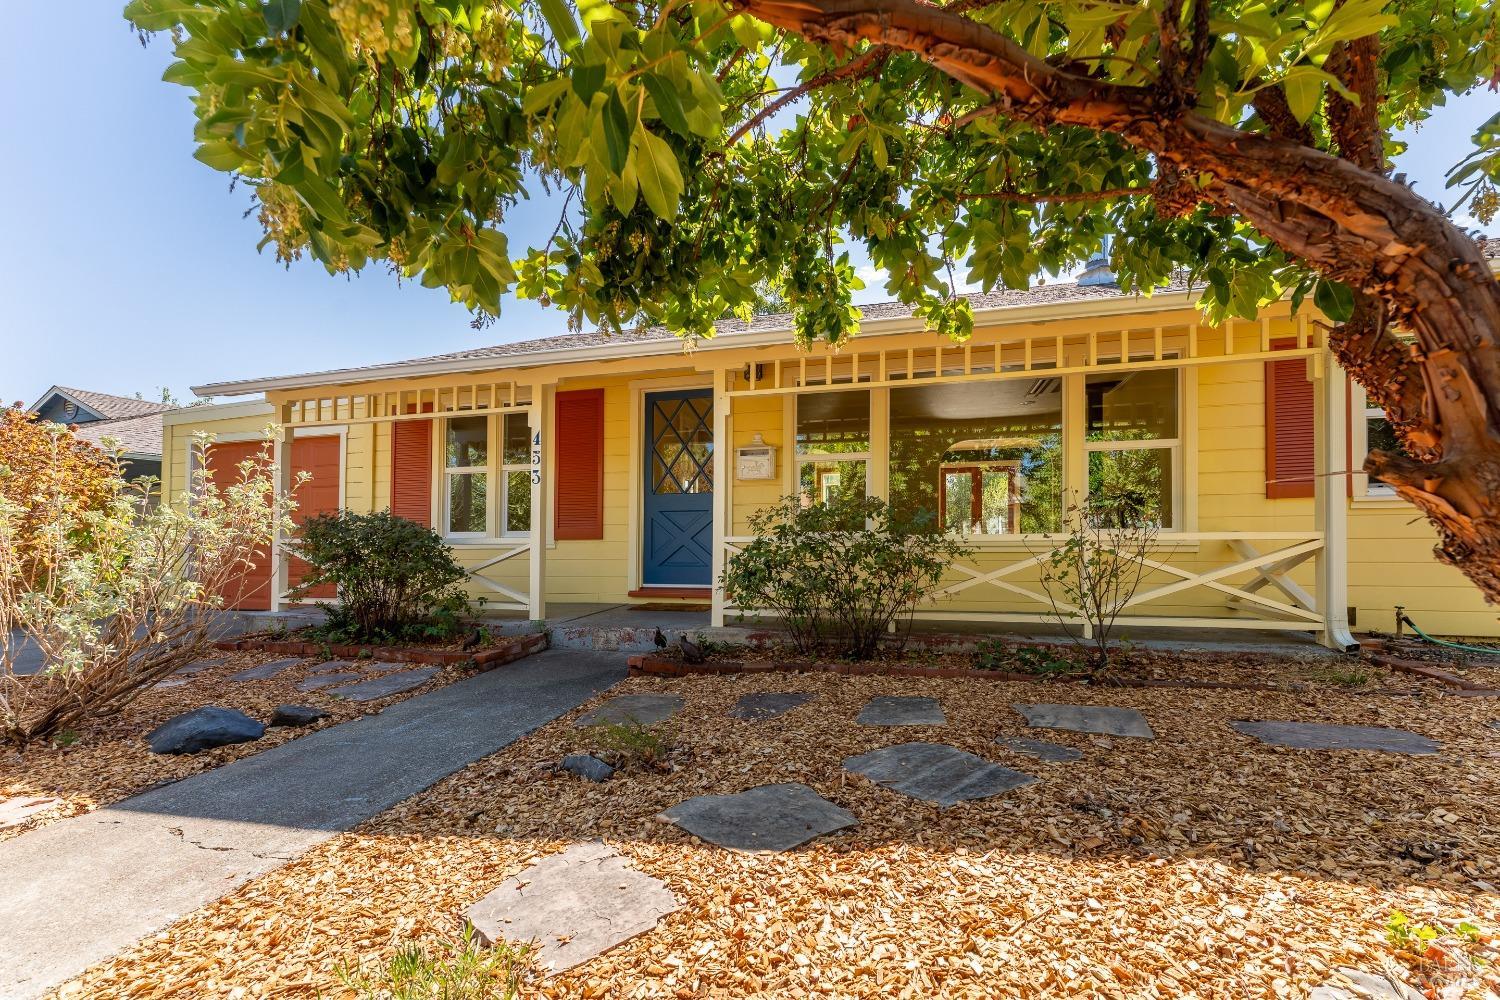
522 77 571 114
1313 278 1355 322
602 90 631 174
262 0 301 34
632 129 683 219
571 62 605 102
643 74 691 138
535 0 581 52
1281 67 1323 124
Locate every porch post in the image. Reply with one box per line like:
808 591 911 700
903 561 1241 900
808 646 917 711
528 384 552 623
1313 351 1357 650
269 426 288 614
710 368 730 628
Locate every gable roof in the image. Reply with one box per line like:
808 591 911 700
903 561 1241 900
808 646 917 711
29 386 174 422
70 411 165 461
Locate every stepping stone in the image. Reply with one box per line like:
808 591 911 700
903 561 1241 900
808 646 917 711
1232 720 1440 755
0 795 65 831
1014 703 1154 739
561 753 615 782
229 658 303 682
728 691 813 721
364 661 410 673
998 736 1084 763
659 782 857 852
575 693 684 728
328 667 440 702
466 841 679 974
843 742 1036 807
856 696 945 727
269 704 328 728
296 672 362 692
305 660 355 675
147 707 264 755
152 678 190 690
1311 967 1424 1000
175 659 221 676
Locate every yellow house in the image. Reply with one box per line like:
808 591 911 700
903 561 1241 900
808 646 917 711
163 258 1500 646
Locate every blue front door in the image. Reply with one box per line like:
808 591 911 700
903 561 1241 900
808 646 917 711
643 389 714 587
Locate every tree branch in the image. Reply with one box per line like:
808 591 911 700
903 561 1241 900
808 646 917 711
723 46 891 148
959 186 1146 204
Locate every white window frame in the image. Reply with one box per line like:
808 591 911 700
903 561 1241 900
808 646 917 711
1351 382 1399 500
442 411 537 540
443 414 492 539
1081 362 1183 532
498 411 534 538
794 389 873 500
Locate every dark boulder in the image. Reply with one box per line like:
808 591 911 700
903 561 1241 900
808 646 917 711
269 704 329 728
147 707 265 755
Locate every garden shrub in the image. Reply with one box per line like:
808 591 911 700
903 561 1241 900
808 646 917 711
340 928 530 1000
292 509 469 643
721 493 973 659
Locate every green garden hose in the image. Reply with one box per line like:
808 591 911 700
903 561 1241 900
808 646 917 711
1395 606 1500 656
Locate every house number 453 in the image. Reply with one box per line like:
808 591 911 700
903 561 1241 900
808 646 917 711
531 431 542 485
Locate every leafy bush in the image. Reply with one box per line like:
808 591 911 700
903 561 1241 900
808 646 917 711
1 432 291 747
974 639 1079 676
340 929 530 1000
721 493 972 659
291 509 469 643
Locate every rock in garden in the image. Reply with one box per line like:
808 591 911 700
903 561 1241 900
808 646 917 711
856 696 946 727
1232 720 1439 755
1014 703 1155 739
728 691 813 721
466 841 679 974
575 693 684 727
561 754 615 782
269 704 329 728
229 658 303 682
328 667 439 702
658 782 857 852
843 742 1036 807
147 707 265 755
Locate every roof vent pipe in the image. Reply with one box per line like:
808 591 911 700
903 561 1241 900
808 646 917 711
1077 236 1117 287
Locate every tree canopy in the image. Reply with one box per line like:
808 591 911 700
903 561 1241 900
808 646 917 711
124 0 1500 600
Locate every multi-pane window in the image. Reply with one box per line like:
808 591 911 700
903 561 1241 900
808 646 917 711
443 412 533 537
796 390 870 510
1084 367 1179 528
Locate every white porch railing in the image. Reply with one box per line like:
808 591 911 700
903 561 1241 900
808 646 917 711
721 531 1327 633
463 541 533 614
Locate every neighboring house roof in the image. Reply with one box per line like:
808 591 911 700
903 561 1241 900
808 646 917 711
28 385 174 423
70 411 165 461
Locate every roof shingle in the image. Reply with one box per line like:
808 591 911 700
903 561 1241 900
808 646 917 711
71 411 164 458
53 387 174 420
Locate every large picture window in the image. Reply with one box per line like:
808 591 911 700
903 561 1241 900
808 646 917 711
889 381 1064 534
796 390 870 508
1084 367 1179 528
443 411 533 538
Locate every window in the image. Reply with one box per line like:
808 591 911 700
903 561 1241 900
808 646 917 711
1358 386 1403 499
796 390 870 508
889 381 1064 534
443 412 534 537
1084 367 1179 528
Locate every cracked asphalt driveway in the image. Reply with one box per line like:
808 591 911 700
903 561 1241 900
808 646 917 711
0 648 624 1000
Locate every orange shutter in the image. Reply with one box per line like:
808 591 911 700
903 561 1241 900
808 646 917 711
1264 341 1315 499
391 418 433 526
554 389 604 540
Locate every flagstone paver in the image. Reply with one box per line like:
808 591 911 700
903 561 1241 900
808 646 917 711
575 693 684 727
728 691 813 721
997 736 1084 763
228 658 303 682
659 782 858 852
0 796 64 832
844 742 1036 806
329 667 440 702
856 696 946 727
1232 720 1440 755
305 660 355 675
466 842 679 974
1014 703 1155 739
295 672 362 692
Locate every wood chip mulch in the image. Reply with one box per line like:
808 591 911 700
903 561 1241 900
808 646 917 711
49 659 1500 999
0 651 477 843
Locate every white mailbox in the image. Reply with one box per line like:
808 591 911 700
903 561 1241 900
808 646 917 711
735 433 778 480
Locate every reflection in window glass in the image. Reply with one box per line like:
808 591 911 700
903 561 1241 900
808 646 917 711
798 459 868 518
1088 449 1173 528
1085 369 1178 441
503 470 531 534
447 472 487 534
650 395 714 495
890 382 1063 534
503 413 531 467
796 391 870 454
446 415 488 467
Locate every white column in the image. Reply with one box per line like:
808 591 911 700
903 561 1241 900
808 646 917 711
1314 351 1357 650
269 427 288 613
528 385 552 623
710 369 730 628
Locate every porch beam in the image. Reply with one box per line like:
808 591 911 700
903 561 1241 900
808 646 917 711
1314 352 1358 650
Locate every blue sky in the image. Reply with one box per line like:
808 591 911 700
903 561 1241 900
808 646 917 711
1 3 1493 408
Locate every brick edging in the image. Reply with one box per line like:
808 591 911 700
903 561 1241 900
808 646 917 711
216 630 549 668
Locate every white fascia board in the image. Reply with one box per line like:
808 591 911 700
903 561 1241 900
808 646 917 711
161 398 275 426
192 287 1205 398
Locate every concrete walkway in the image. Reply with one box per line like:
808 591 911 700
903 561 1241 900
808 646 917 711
0 648 624 1000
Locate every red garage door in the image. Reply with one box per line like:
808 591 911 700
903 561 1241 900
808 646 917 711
206 441 273 611
288 435 341 600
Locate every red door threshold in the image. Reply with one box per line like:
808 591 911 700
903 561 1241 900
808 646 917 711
627 587 712 600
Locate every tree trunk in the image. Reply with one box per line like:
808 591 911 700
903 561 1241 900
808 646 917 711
736 0 1500 602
